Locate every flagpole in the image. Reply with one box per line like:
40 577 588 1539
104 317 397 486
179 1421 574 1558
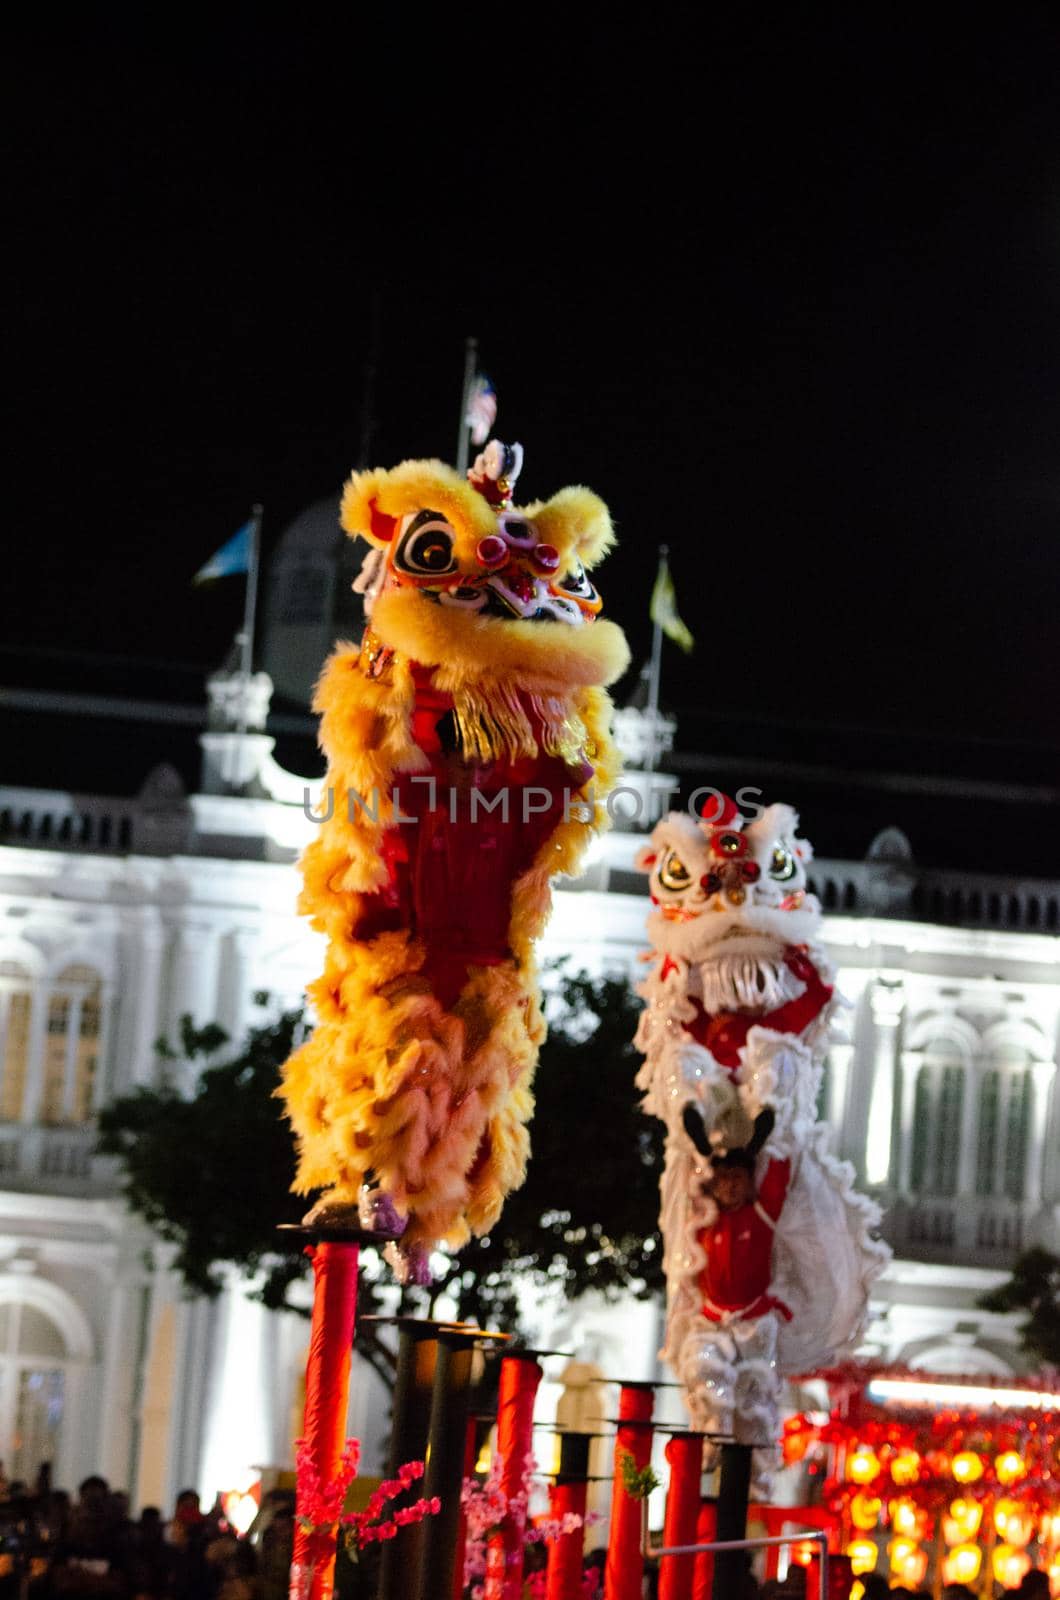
645 544 667 772
455 335 478 474
237 504 263 741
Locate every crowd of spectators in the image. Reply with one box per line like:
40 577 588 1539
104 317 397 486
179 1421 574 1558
0 1470 293 1600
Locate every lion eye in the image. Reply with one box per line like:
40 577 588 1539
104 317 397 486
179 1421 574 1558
558 559 597 601
394 511 459 577
659 852 691 891
769 842 797 882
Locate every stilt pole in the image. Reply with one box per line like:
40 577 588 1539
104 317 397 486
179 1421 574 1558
485 1351 543 1599
289 1240 361 1600
659 1433 702 1600
603 1381 655 1600
420 1325 489 1600
370 1318 442 1600
711 1443 752 1600
545 1433 591 1600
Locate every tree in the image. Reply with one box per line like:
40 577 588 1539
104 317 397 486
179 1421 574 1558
97 968 664 1345
978 1247 1060 1368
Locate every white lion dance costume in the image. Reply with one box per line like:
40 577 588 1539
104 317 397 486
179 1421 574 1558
634 794 889 1492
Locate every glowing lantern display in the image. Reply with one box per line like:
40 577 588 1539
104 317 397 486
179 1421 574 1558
888 1537 928 1588
1041 1508 1060 1549
942 1544 982 1586
951 1449 985 1484
847 1446 881 1484
850 1493 882 1530
994 1497 1035 1547
943 1496 983 1545
1049 1550 1060 1600
889 1497 928 1540
845 1539 878 1576
995 1449 1026 1486
889 1449 920 1487
790 1541 817 1567
992 1544 1032 1589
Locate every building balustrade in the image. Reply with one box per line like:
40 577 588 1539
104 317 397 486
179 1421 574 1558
0 1124 116 1194
880 1192 1041 1267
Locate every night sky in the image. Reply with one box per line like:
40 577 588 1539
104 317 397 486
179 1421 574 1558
6 15 1060 863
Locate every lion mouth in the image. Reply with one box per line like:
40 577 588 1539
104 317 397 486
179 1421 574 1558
426 579 586 626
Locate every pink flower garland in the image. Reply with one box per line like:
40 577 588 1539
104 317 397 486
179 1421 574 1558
295 1437 439 1559
460 1452 597 1599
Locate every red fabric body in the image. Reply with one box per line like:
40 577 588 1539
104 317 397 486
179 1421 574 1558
545 1480 589 1600
291 1243 360 1600
696 1160 791 1320
603 1385 654 1600
659 1434 702 1600
485 1356 543 1600
353 677 590 1007
691 1501 716 1600
684 949 833 1070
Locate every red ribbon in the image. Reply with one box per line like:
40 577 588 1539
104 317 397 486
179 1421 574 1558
603 1385 655 1600
659 1435 702 1600
545 1479 589 1600
290 1243 360 1600
485 1354 543 1600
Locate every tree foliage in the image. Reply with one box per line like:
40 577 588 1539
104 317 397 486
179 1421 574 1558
97 968 664 1336
97 1009 310 1306
978 1247 1060 1368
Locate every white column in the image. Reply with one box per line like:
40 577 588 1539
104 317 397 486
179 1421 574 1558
954 1059 979 1199
167 922 221 1089
824 1042 853 1132
865 978 903 1188
1042 1054 1060 1205
839 982 876 1171
114 910 165 1093
19 981 49 1125
896 1052 920 1195
217 928 256 1044
97 1271 149 1490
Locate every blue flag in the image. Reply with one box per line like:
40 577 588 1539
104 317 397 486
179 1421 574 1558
193 520 254 584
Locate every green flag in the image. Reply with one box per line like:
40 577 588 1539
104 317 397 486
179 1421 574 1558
650 553 694 653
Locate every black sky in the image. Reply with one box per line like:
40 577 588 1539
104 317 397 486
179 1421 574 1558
6 14 1060 764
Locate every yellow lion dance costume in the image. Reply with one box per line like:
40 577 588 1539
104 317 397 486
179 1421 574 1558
281 441 629 1280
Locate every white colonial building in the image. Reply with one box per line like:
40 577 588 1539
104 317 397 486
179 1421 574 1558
0 667 1057 1512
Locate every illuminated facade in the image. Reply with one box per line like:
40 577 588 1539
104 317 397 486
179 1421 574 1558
0 682 1057 1507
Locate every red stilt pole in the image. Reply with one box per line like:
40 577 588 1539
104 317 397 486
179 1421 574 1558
452 1411 481 1600
691 1501 716 1600
289 1241 360 1600
485 1351 543 1600
658 1434 702 1600
545 1433 592 1600
603 1382 655 1600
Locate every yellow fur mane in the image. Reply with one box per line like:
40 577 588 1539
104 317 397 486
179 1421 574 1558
280 456 628 1262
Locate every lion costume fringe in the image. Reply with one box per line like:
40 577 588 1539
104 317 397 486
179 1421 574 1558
280 442 629 1280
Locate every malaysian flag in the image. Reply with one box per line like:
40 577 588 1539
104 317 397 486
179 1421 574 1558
465 374 497 445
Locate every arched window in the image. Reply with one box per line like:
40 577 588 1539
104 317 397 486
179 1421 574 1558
41 966 103 1126
0 961 33 1122
0 1300 69 1480
910 1038 964 1197
977 1043 1033 1202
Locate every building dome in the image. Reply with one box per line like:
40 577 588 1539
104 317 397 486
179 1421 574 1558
260 494 364 705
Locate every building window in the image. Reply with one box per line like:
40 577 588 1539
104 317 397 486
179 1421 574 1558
0 962 33 1123
910 1041 964 1198
0 1300 69 1482
41 966 104 1126
977 1045 1033 1203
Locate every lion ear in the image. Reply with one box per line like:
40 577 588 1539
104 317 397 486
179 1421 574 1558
340 469 400 548
530 486 615 569
634 847 658 873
